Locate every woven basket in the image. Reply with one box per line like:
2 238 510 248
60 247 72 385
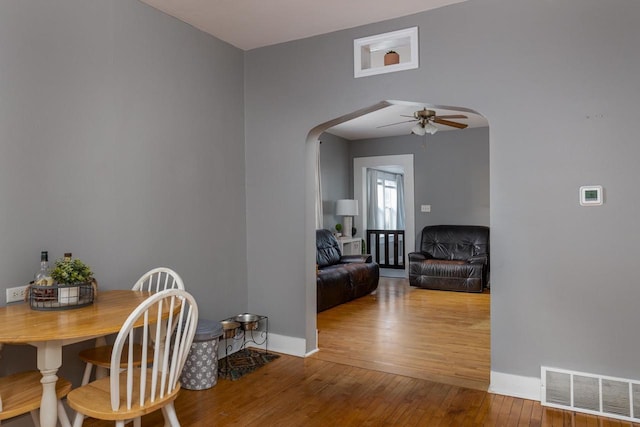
27 281 97 311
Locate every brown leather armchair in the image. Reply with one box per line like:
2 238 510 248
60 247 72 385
408 225 489 292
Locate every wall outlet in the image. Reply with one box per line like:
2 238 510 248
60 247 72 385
6 285 28 303
421 204 431 213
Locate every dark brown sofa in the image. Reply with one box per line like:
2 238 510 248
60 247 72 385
316 229 379 312
408 225 489 292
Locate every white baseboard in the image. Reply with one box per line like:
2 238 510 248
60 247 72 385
217 333 300 357
262 332 307 357
216 332 311 359
490 371 541 401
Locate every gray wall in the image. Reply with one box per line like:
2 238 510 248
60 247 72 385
0 0 246 393
245 0 640 382
319 132 351 231
2 0 639 407
349 127 490 248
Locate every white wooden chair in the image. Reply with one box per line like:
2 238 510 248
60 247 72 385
130 267 185 293
78 268 185 385
67 288 198 427
0 366 72 426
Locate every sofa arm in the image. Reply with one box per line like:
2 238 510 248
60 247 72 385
340 254 373 264
468 254 488 264
408 252 429 262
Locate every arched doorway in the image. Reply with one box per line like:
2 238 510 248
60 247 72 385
305 100 490 388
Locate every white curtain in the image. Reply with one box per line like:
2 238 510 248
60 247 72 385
366 168 405 230
315 140 323 229
367 169 383 229
396 173 405 230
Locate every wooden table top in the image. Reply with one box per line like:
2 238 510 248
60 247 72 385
0 290 154 343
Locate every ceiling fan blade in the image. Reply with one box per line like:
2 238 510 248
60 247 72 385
435 114 468 119
432 118 468 129
376 119 417 129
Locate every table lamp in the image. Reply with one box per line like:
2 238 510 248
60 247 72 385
335 199 359 237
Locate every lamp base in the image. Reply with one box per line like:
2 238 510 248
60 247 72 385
342 217 353 237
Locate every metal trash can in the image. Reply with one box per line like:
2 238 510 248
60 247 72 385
180 319 224 390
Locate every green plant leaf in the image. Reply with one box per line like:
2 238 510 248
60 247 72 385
50 257 93 285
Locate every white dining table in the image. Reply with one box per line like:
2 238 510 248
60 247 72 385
0 290 155 427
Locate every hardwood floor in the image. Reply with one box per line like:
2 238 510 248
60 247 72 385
311 277 491 390
81 278 639 426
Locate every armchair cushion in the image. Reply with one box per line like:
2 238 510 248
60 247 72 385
426 259 465 265
341 254 373 264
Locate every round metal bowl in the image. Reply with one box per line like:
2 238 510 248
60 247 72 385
234 313 260 331
221 320 240 338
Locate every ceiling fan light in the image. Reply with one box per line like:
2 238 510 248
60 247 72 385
425 122 438 135
411 124 426 136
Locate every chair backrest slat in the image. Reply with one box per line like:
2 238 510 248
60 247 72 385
109 289 198 412
126 328 135 410
168 301 189 389
139 311 149 407
132 267 185 293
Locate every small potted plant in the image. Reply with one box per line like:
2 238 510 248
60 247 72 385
51 256 94 305
384 50 400 66
335 223 343 237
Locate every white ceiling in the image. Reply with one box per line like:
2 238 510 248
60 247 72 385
139 0 468 51
138 0 486 140
327 101 488 141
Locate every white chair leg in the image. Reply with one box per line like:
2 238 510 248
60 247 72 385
57 400 72 427
162 406 171 427
81 362 94 386
116 421 125 427
29 410 41 427
72 411 85 427
161 403 181 427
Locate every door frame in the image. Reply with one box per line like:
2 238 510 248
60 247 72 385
353 154 415 276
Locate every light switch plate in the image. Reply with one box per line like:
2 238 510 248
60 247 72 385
421 204 431 212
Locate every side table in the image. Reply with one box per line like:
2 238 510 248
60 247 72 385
338 236 362 255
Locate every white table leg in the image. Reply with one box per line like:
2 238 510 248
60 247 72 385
35 341 63 427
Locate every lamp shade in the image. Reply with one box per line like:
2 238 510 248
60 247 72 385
425 122 438 135
411 124 426 136
335 199 358 216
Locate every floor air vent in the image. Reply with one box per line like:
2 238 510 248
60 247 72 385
542 366 640 422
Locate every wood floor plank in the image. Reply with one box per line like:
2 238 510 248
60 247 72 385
507 396 525 426
472 391 497 425
530 400 545 427
496 395 516 425
518 399 535 426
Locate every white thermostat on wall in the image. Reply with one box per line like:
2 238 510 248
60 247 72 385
579 185 603 206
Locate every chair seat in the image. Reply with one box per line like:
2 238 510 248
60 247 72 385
79 344 153 368
0 370 71 420
68 368 181 421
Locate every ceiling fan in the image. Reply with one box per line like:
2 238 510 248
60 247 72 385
378 108 468 135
